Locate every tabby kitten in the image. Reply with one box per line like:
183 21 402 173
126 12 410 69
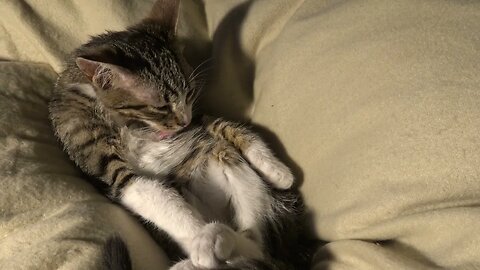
49 1 315 269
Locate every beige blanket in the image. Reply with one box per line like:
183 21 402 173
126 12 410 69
1 0 480 269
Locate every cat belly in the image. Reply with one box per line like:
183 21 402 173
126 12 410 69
185 158 273 234
183 164 234 224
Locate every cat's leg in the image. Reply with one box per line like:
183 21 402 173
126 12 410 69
204 116 294 189
179 158 267 267
120 177 207 256
224 162 273 245
121 177 245 269
204 160 270 261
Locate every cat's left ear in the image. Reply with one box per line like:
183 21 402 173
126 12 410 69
145 0 180 36
75 57 135 90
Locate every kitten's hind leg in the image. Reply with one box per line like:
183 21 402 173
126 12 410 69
223 163 272 243
204 116 294 189
206 160 272 260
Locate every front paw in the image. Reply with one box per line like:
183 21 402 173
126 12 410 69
190 223 236 269
244 148 294 189
263 158 295 189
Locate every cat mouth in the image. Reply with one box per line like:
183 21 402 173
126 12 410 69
154 130 177 140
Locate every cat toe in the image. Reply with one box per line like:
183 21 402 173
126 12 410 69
214 229 236 260
244 147 295 189
259 160 294 189
190 223 236 268
270 162 294 189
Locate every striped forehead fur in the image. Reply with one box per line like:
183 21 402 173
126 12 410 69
76 22 188 98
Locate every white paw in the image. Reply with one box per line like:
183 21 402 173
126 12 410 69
169 260 196 270
190 223 236 269
262 158 295 189
245 147 294 189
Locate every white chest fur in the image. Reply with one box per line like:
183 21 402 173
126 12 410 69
124 131 194 175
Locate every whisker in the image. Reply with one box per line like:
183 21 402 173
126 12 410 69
189 67 213 85
188 58 213 81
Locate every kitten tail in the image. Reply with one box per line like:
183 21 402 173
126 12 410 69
103 235 132 270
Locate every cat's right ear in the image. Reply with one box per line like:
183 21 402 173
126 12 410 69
145 0 180 36
76 57 134 90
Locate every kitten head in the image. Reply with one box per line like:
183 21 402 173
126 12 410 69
75 0 199 140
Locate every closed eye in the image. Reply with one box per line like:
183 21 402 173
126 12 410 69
114 104 148 110
125 119 150 129
153 105 169 111
150 105 169 114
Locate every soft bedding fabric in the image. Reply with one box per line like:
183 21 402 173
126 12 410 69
202 1 480 268
0 62 169 269
1 0 480 269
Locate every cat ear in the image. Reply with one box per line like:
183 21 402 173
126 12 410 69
76 57 100 81
145 0 180 36
76 57 134 90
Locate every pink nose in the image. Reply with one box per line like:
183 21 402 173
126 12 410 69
176 115 190 127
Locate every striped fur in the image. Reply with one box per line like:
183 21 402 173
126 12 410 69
49 1 317 269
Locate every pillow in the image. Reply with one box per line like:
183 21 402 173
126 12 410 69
200 0 480 268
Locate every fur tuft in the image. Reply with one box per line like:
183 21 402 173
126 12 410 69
103 235 132 270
